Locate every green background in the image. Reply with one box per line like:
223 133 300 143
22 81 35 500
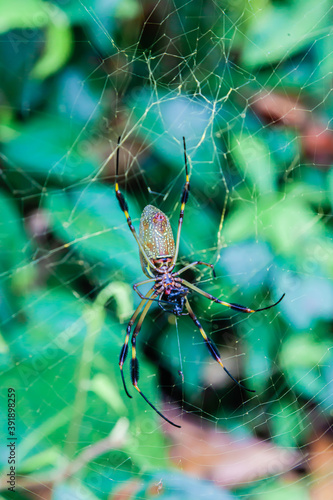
0 0 333 498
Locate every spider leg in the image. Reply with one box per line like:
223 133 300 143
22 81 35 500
170 137 190 269
133 279 156 299
114 137 158 273
174 261 216 278
180 279 285 313
130 295 181 428
185 299 255 393
119 288 154 398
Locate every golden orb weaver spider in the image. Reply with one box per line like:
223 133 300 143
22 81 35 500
115 137 285 428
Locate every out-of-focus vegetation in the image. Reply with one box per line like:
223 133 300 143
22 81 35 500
0 0 333 499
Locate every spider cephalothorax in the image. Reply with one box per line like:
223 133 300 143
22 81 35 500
115 136 285 428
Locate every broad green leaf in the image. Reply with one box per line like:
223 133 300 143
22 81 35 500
280 333 333 411
54 0 138 55
97 281 134 323
222 187 333 278
0 283 169 472
0 109 16 141
242 322 280 391
128 90 219 186
180 203 219 259
20 447 62 472
0 359 78 469
220 197 256 244
314 35 333 95
241 0 331 68
0 0 43 32
230 133 277 194
155 315 209 400
44 185 142 281
89 373 127 415
3 117 99 185
0 327 12 373
18 406 72 461
0 189 36 295
0 0 72 79
269 397 310 448
115 0 141 20
264 128 300 168
252 477 310 500
31 9 72 80
0 190 30 271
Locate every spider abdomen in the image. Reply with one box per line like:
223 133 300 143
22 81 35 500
139 205 175 276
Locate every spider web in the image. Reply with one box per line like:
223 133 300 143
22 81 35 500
0 0 333 499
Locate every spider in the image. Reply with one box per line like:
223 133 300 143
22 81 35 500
115 137 285 428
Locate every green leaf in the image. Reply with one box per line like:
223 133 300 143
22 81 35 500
222 187 333 279
0 189 36 295
265 128 300 168
279 333 333 407
0 0 72 79
44 185 142 280
89 373 127 415
128 90 219 185
252 478 310 500
20 446 62 472
98 281 134 323
3 117 99 185
17 287 88 354
269 397 310 448
31 6 72 80
18 407 71 462
230 132 277 195
0 190 30 271
241 0 331 68
115 0 140 20
156 315 209 400
0 282 170 471
180 204 218 259
242 323 280 391
0 0 43 32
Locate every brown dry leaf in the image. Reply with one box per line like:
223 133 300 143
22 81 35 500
251 91 333 167
112 479 141 500
301 123 333 167
163 409 304 488
251 92 307 127
309 432 333 500
18 481 53 500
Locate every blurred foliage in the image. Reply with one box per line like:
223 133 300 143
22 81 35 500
0 0 333 499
